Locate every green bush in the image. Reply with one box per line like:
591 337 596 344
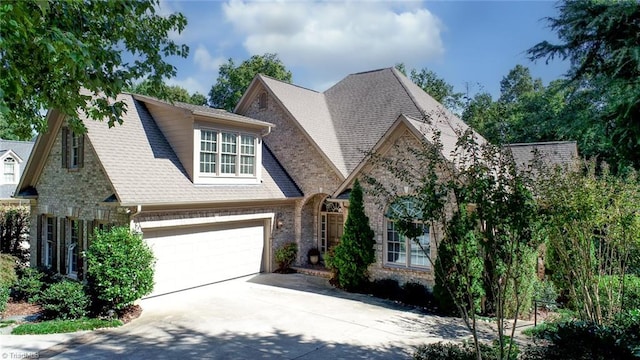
325 179 375 291
532 278 558 311
274 241 297 271
0 254 17 287
402 282 435 308
38 279 89 320
599 275 640 313
522 319 639 360
0 284 9 313
413 342 498 360
12 267 45 302
86 227 155 312
369 278 402 301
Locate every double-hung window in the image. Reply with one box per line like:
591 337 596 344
385 196 431 270
199 129 257 177
3 157 15 183
68 219 79 276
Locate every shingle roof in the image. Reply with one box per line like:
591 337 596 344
131 94 274 128
0 139 35 199
258 67 480 178
506 141 578 171
83 94 301 206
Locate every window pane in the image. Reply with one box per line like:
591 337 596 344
221 133 237 154
386 221 406 265
221 154 236 174
410 225 430 267
240 135 255 155
200 130 217 173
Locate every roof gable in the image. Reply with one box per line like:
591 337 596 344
17 94 301 206
239 68 481 180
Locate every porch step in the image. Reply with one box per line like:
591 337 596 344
292 266 332 279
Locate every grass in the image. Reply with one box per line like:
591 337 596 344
12 318 123 335
0 319 17 328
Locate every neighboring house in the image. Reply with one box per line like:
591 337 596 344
17 68 577 296
506 141 578 171
0 139 34 205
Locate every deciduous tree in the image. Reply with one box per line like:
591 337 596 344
0 0 188 136
209 53 292 111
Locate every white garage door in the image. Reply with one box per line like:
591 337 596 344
143 221 265 297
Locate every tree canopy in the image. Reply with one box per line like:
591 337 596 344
528 0 640 170
127 80 208 106
395 64 464 114
209 53 292 111
0 0 188 136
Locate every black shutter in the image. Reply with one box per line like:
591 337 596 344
61 127 68 168
36 215 43 266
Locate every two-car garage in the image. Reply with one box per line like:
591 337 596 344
141 218 269 297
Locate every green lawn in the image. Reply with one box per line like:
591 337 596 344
12 318 122 335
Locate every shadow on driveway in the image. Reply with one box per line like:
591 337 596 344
43 324 411 359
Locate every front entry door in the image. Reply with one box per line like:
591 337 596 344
326 213 343 252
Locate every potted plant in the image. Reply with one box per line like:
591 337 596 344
308 247 320 265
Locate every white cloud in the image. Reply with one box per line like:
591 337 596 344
166 76 208 96
222 0 445 89
194 45 226 72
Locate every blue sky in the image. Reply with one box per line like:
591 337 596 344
158 0 568 100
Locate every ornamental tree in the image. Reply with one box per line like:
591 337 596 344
326 179 376 291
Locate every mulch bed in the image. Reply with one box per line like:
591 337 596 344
2 299 42 318
2 299 142 324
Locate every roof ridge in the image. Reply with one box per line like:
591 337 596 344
259 74 320 93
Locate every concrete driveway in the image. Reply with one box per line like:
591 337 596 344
2 273 486 359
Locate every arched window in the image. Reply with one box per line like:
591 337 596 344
385 196 430 269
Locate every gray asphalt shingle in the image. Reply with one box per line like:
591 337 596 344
82 94 301 205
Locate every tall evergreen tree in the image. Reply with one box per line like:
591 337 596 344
326 179 376 291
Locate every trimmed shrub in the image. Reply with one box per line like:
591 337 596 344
38 279 89 320
522 319 639 360
402 282 435 307
12 267 45 302
369 278 402 301
274 242 297 272
86 227 155 312
0 205 30 265
0 253 17 287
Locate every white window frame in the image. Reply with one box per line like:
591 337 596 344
384 220 431 270
194 127 261 184
3 157 16 183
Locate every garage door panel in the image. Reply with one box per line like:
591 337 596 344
144 221 265 297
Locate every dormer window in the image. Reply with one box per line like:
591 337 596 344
4 157 16 183
196 128 260 184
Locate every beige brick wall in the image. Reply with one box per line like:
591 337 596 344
359 130 439 288
29 123 125 269
242 89 343 196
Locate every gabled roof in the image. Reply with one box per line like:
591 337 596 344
0 139 34 199
238 67 480 179
17 94 302 206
